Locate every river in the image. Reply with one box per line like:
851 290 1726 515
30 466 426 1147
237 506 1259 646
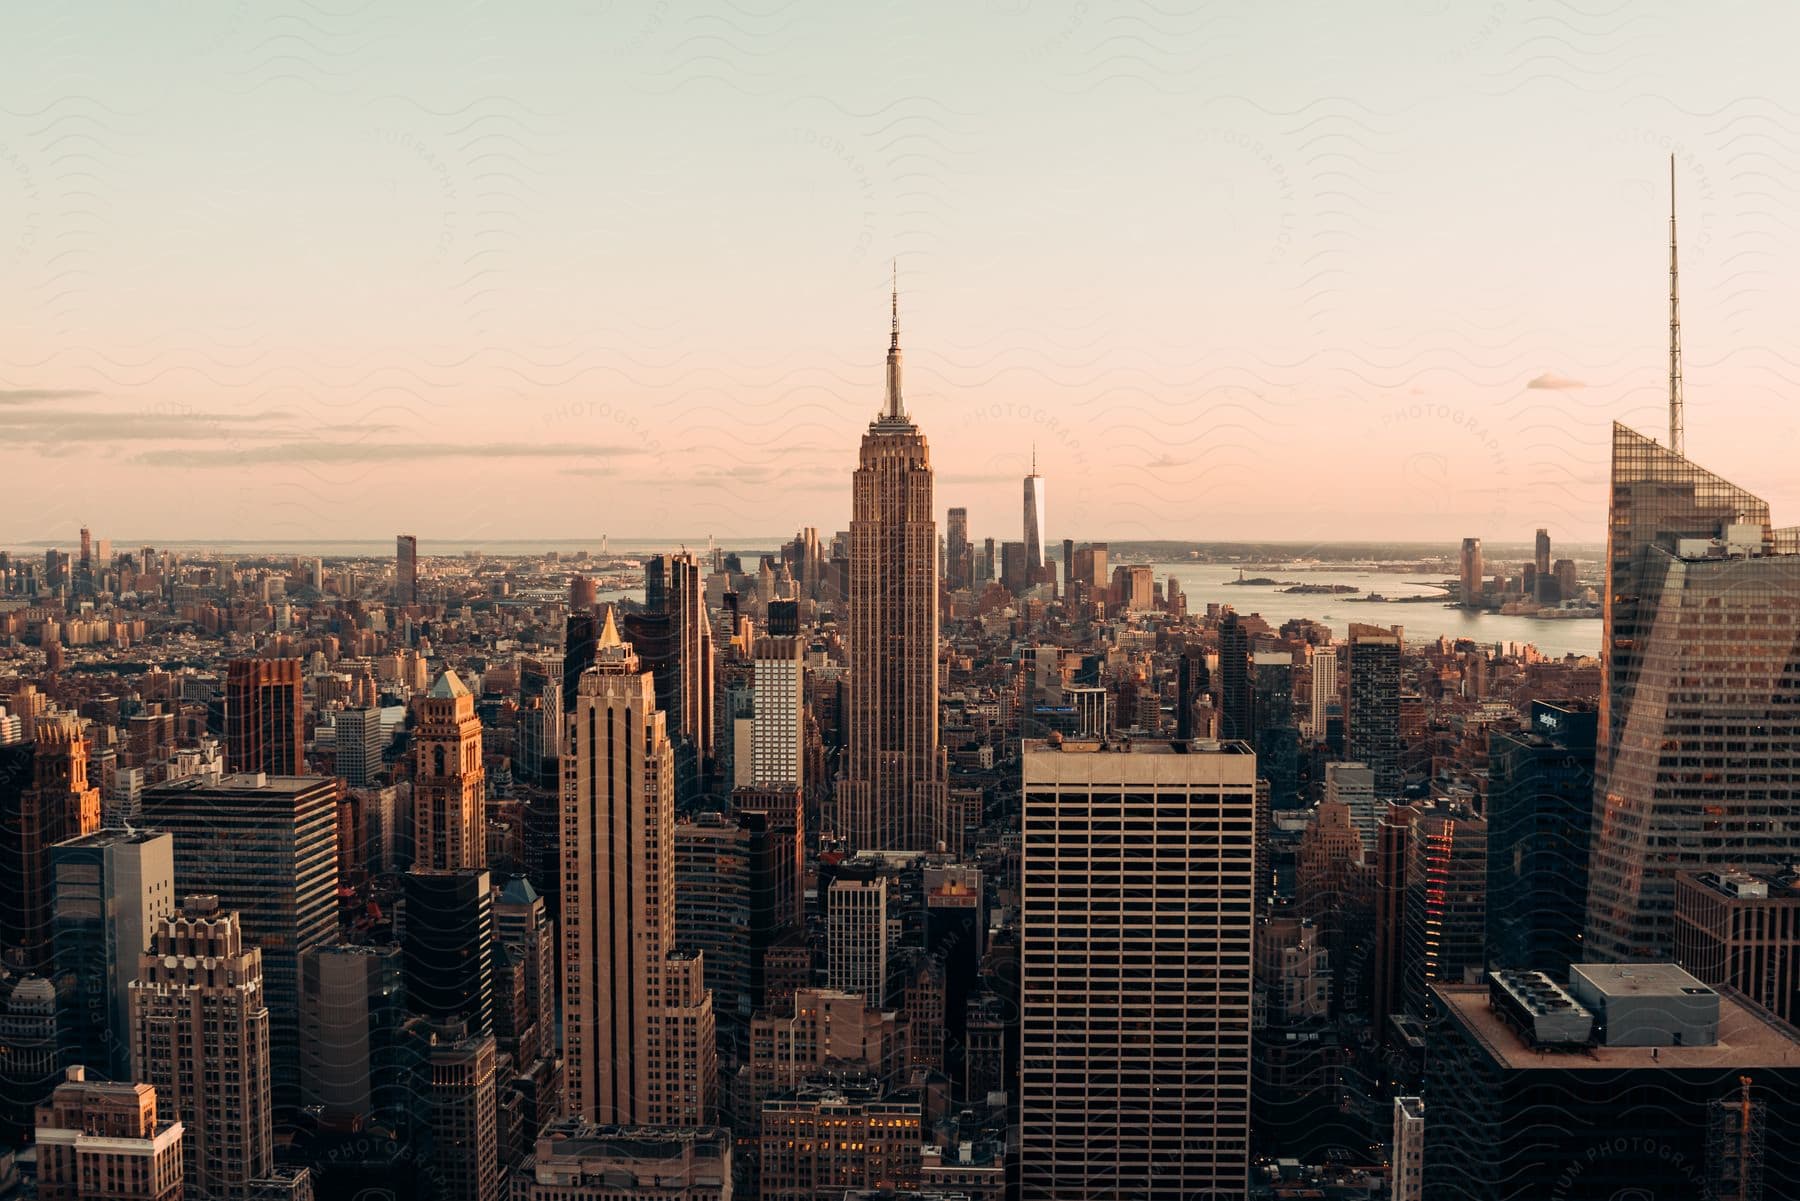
1140 560 1601 659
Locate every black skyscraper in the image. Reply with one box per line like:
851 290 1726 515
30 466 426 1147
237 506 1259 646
1486 701 1597 976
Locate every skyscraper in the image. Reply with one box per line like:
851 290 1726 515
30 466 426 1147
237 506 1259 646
1346 626 1401 797
141 773 339 1112
561 608 717 1126
1486 702 1596 976
413 668 487 871
945 507 971 592
751 628 805 792
1218 611 1254 743
0 716 102 973
225 658 305 776
334 706 385 788
401 868 495 1035
1401 802 1487 1016
842 279 947 852
50 829 176 1081
395 534 417 606
1023 449 1047 585
638 551 714 803
1020 738 1257 1199
129 895 274 1201
1534 527 1552 600
826 874 890 1007
1458 536 1483 608
1309 645 1338 740
1586 423 1800 962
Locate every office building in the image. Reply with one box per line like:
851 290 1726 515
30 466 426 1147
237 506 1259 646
401 868 494 1035
493 873 557 1065
1324 762 1377 856
1674 869 1800 1025
741 988 910 1112
413 668 487 871
1587 423 1800 962
225 658 305 776
334 706 385 789
50 829 175 1081
827 874 890 1007
1371 802 1415 1027
35 1068 184 1201
517 1121 733 1200
1020 738 1257 1200
425 1024 500 1201
1023 452 1048 585
1425 967 1800 1200
944 506 971 592
1486 702 1596 976
561 608 717 1126
1391 1096 1423 1201
1 716 102 973
1309 646 1338 739
1533 528 1552 601
842 283 948 853
297 941 409 1122
395 534 417 606
642 550 714 795
760 1080 921 1201
1253 652 1299 808
141 773 338 1111
129 895 274 1201
751 629 805 792
1346 626 1401 797
1402 802 1487 1017
1217 612 1253 743
1458 537 1483 607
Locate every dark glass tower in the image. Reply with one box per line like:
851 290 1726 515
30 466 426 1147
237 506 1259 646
400 868 495 1036
1486 701 1596 976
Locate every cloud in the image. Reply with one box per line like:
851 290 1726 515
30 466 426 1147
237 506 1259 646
1 408 291 443
0 388 98 404
1527 372 1586 390
135 441 651 467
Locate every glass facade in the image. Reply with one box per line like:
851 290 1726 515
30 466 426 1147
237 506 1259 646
1587 422 1800 961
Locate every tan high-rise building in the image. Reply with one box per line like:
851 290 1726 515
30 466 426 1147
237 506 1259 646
225 657 305 776
129 894 274 1201
1020 738 1257 1200
414 668 486 871
561 608 717 1126
0 715 101 973
842 282 947 852
35 1068 184 1201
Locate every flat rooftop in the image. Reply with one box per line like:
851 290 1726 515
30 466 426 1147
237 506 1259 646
145 773 326 795
1433 984 1800 1071
1570 962 1713 1001
1022 738 1254 756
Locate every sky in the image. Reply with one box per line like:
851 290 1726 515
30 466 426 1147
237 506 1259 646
6 2 1800 550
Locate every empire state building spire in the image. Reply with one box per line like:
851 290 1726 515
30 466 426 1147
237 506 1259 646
884 260 905 422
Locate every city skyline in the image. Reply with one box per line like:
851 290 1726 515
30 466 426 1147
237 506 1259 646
11 8 1800 1199
11 6 1800 543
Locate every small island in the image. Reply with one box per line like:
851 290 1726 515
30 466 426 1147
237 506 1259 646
1280 583 1360 595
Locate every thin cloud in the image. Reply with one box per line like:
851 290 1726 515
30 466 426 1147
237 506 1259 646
1527 372 1587 390
137 441 651 467
0 388 98 404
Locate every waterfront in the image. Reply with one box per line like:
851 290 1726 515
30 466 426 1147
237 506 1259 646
1143 561 1601 659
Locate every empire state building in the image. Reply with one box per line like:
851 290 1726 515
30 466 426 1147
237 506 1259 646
841 279 947 852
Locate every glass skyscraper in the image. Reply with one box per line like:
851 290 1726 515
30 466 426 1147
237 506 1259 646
1586 422 1800 961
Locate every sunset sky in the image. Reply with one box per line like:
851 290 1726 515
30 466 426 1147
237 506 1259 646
6 2 1800 548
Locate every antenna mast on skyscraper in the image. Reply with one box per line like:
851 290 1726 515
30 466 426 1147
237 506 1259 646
1669 154 1684 457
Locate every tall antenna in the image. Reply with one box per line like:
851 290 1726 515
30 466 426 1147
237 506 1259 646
883 258 905 421
1669 154 1684 456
